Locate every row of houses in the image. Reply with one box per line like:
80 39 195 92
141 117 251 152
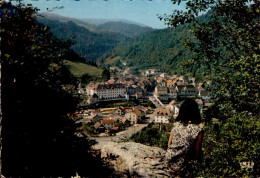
154 82 211 102
76 106 148 133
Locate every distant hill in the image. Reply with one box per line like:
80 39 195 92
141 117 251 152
78 18 148 27
39 13 98 32
38 13 154 36
97 21 154 38
38 18 129 61
37 13 154 61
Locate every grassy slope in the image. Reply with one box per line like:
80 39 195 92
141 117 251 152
104 56 122 65
64 60 102 77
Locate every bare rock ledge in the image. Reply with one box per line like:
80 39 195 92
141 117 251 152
101 142 171 177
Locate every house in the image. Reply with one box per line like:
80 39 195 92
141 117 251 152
106 113 123 122
154 86 168 96
127 85 143 95
133 106 146 113
101 119 115 130
168 87 177 99
135 92 147 102
114 106 125 116
167 81 176 88
154 85 168 102
91 114 103 123
154 108 171 123
176 85 186 97
121 117 131 127
124 110 142 124
186 85 197 97
94 121 105 133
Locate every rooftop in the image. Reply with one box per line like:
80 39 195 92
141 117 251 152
154 108 170 116
101 119 115 124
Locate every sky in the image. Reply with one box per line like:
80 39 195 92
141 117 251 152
12 0 186 29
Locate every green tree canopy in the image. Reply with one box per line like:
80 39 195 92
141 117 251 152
161 0 260 177
101 68 111 81
162 0 260 116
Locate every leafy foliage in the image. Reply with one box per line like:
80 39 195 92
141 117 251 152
162 0 260 176
185 113 259 177
131 123 171 150
101 68 111 81
0 2 98 176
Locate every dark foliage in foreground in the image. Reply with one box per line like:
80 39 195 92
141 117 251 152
0 2 108 177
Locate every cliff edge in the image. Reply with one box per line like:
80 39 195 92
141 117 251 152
101 142 171 177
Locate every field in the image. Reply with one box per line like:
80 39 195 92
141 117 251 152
64 60 102 77
104 56 122 65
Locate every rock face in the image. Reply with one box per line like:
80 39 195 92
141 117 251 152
101 142 171 177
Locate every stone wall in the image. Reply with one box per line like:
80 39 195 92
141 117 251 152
101 142 171 177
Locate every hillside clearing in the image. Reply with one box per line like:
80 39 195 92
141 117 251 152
64 60 102 77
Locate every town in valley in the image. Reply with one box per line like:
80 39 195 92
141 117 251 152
72 67 212 145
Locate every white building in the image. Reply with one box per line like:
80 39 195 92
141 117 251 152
154 108 170 124
124 110 142 124
87 83 126 100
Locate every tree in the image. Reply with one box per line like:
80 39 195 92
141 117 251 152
101 68 111 81
0 2 97 177
162 0 260 116
161 0 260 176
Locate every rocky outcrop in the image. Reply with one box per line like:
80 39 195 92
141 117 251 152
101 142 171 177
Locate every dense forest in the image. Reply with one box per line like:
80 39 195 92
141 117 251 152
38 18 129 61
99 24 193 73
99 12 214 77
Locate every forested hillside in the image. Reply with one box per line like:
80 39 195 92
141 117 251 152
99 24 193 74
38 14 154 61
38 18 129 61
99 12 214 77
